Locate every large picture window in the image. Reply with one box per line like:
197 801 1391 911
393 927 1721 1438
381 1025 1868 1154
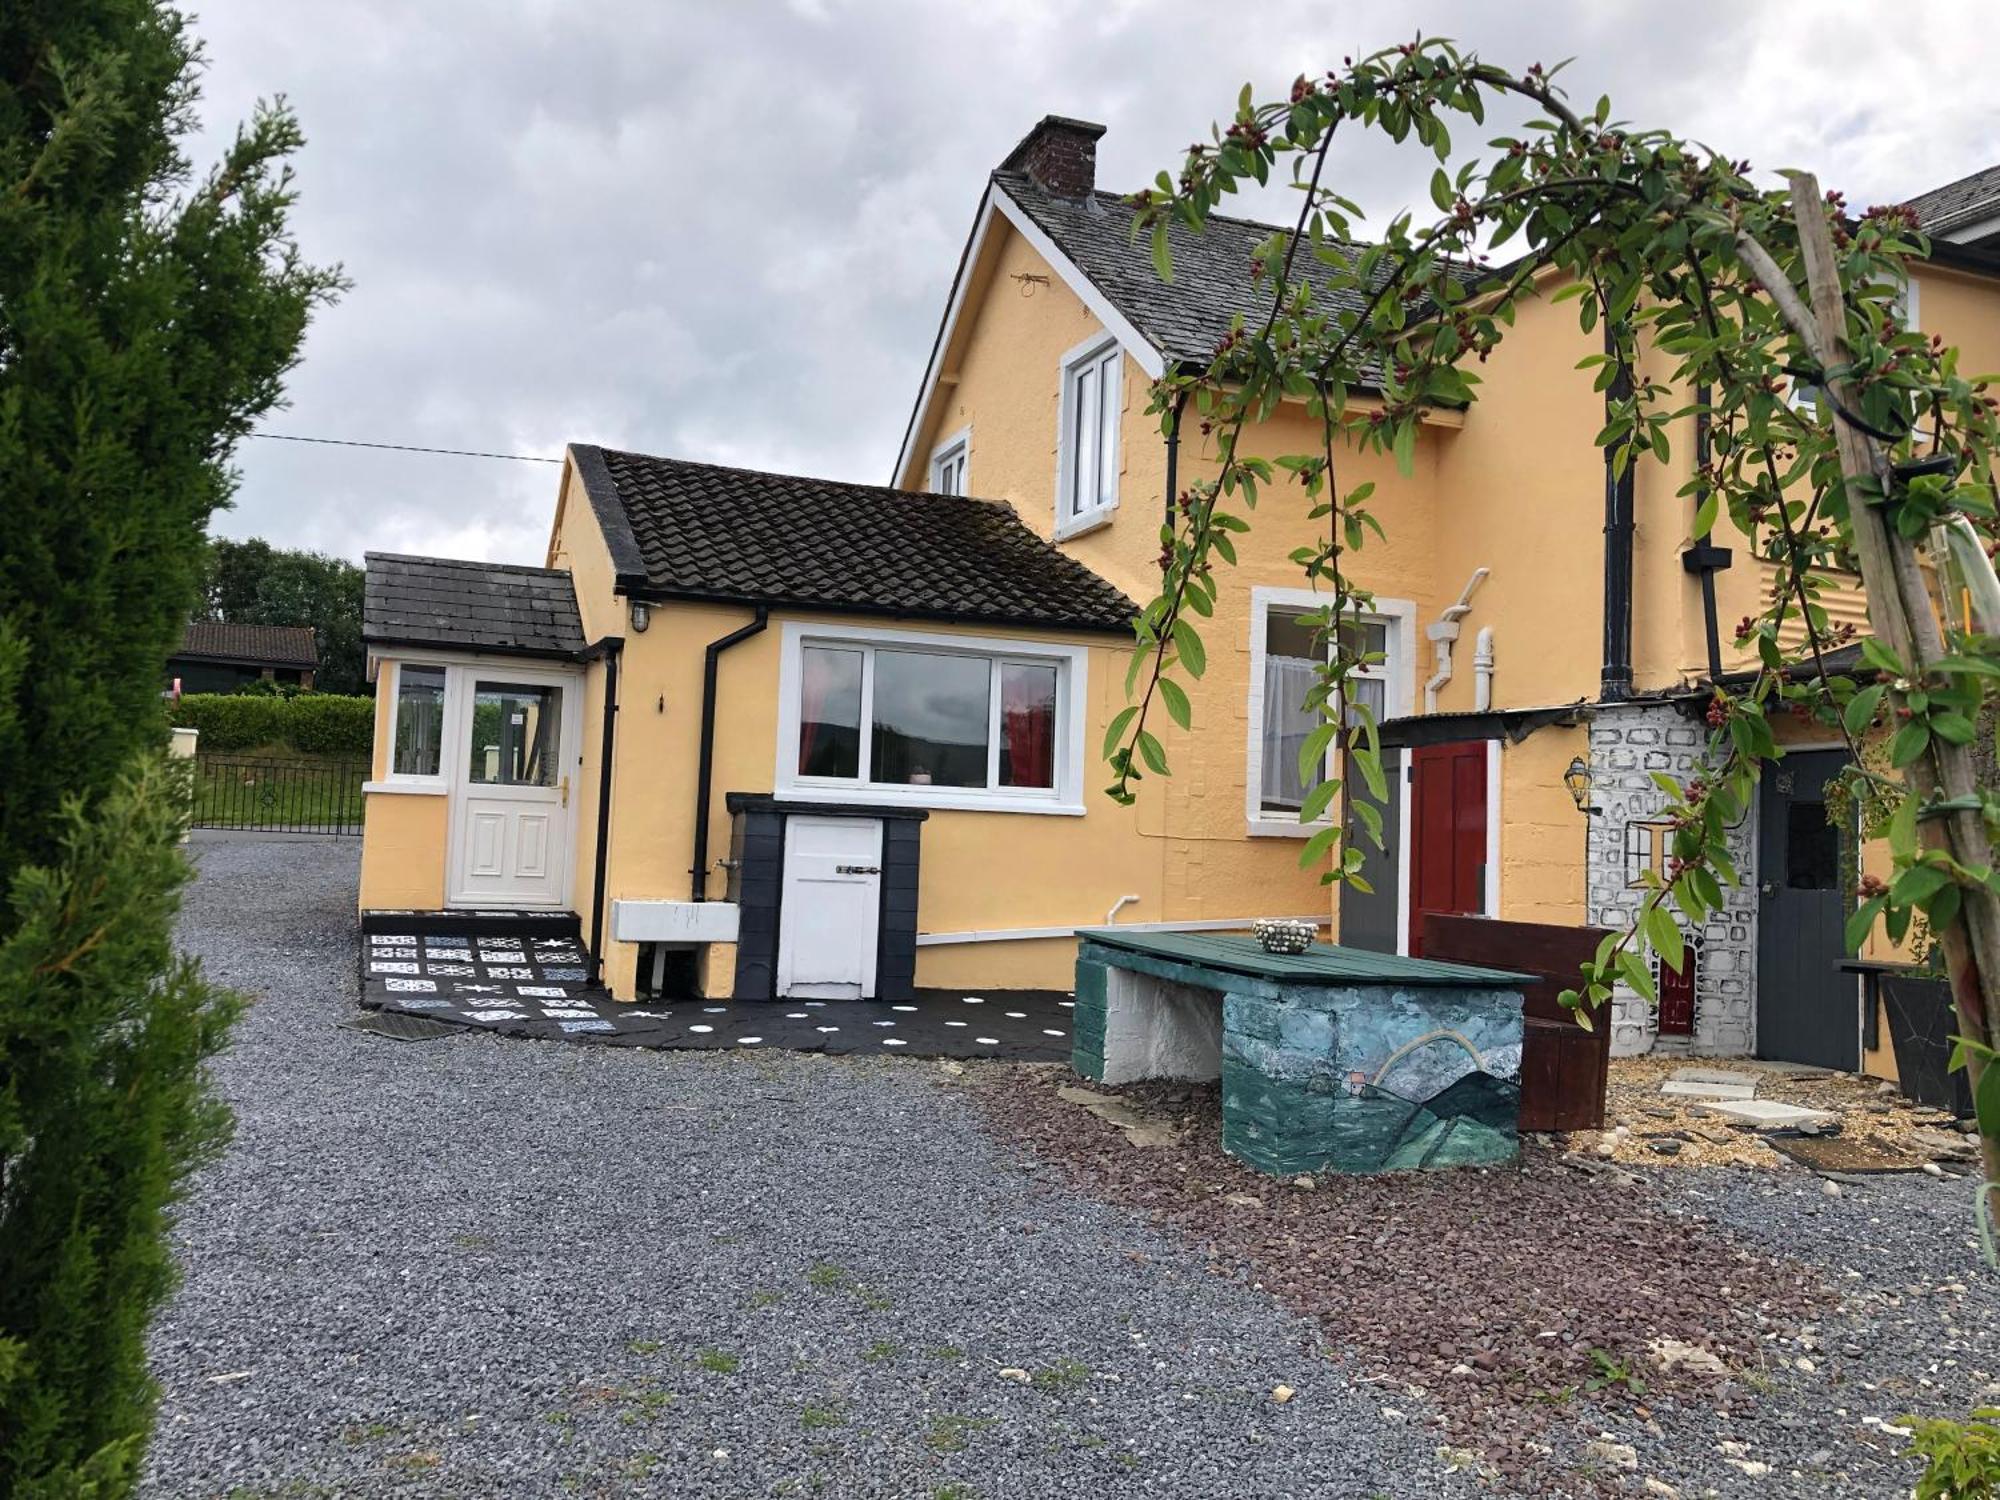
780 626 1083 812
1246 591 1411 832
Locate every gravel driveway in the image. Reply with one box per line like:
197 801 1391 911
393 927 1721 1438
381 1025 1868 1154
142 838 1477 1499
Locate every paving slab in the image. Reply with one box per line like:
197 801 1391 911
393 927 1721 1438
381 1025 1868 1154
1692 1098 1838 1128
1662 1079 1758 1100
1672 1068 1760 1087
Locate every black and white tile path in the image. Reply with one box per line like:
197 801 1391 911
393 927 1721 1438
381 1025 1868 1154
359 927 1077 1059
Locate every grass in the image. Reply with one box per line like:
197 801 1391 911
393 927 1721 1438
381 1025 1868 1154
924 1414 998 1455
1033 1358 1091 1393
191 747 366 829
861 1340 899 1364
799 1404 845 1430
627 1338 664 1356
694 1348 740 1375
929 1345 965 1361
806 1263 850 1291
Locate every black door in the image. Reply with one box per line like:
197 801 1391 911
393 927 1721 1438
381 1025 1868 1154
1339 749 1401 953
1756 750 1856 1068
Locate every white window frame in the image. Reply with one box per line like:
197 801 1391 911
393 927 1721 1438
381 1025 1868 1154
929 426 971 496
774 620 1087 816
1053 332 1123 539
1244 587 1418 838
368 659 453 794
363 650 584 797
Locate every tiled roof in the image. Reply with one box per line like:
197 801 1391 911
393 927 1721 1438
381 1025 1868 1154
1906 163 2000 237
363 554 588 658
174 620 319 668
997 169 1481 379
571 445 1137 634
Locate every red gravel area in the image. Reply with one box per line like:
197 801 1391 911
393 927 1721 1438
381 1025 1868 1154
969 1066 1832 1495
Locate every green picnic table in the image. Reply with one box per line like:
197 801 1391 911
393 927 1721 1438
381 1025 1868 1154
1073 929 1533 1176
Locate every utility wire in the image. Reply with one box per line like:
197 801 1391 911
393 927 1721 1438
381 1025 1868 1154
248 431 562 464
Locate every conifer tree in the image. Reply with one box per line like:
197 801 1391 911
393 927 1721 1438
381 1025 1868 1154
0 3 339 1491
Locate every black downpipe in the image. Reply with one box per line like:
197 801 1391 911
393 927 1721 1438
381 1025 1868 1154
587 637 622 981
1162 388 1190 533
691 607 769 901
1600 321 1635 701
1680 382 1733 683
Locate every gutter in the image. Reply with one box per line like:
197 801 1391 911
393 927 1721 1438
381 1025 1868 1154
1162 388 1190 533
691 607 769 901
1600 321 1635 701
586 637 622 981
1681 383 1732 682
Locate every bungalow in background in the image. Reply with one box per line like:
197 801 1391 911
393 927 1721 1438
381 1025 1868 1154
168 620 318 694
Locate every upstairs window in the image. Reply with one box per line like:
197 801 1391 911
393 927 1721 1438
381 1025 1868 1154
1057 335 1121 532
930 431 969 496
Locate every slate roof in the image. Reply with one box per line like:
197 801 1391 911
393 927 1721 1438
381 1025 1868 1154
363 553 589 659
995 169 1483 378
174 620 318 668
570 445 1137 634
1906 163 2000 238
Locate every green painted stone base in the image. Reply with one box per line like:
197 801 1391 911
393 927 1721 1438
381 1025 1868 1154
1070 959 1108 1081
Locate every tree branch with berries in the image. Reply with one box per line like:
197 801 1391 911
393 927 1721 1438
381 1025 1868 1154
1109 37 2000 1211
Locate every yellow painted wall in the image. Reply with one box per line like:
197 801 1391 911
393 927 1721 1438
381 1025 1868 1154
359 792 448 910
1498 725 1590 925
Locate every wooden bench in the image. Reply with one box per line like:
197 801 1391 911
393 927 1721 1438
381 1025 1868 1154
1072 930 1532 1176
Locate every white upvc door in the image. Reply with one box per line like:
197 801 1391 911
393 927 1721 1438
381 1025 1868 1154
777 816 883 999
446 667 582 908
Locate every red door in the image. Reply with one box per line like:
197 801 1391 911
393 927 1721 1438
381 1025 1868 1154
1408 741 1489 956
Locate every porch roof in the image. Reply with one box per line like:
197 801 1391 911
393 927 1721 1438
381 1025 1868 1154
363 552 589 659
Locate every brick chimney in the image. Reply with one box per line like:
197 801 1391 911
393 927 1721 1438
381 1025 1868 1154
1000 115 1106 199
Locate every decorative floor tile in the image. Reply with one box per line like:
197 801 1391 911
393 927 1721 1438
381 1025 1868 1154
425 948 474 962
369 961 420 975
370 934 417 945
371 945 419 959
558 1019 615 1034
541 966 588 980
385 978 438 993
453 982 506 996
542 1008 595 1018
426 963 476 977
487 966 534 980
465 1009 527 1022
398 998 455 1010
478 950 526 964
517 986 567 998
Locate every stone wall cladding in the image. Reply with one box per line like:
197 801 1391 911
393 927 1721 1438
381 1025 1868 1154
1586 702 1759 1057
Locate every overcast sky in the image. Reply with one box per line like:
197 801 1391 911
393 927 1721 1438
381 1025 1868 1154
188 1 2000 566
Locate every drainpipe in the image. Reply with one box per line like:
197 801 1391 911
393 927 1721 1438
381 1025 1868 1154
1680 382 1733 682
1424 568 1490 712
587 637 622 983
1601 321 1636 701
1472 626 1495 712
1162 387 1191 534
691 606 769 901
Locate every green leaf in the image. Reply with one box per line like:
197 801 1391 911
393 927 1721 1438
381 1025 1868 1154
1890 719 1932 768
1298 825 1341 868
1299 776 1340 824
1931 710 1977 745
1102 705 1138 759
1136 729 1168 776
1150 220 1174 284
1845 894 1886 954
1842 684 1885 739
1391 418 1417 477
1157 676 1192 731
1171 619 1207 679
1643 903 1685 974
1975 1054 2000 1139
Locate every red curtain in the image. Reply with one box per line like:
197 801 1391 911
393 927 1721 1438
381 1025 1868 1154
1000 664 1055 788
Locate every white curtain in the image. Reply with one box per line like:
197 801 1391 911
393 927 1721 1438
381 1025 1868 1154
1261 656 1322 810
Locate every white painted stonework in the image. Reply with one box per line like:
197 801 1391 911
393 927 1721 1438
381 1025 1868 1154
1585 702 1759 1058
1097 970 1225 1085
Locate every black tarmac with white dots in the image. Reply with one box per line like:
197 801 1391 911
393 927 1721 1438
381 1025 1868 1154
358 921 1076 1059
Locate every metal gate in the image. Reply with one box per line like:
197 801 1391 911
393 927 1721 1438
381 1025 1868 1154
191 755 366 835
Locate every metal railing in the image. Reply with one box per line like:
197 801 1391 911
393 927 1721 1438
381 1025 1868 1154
191 755 367 834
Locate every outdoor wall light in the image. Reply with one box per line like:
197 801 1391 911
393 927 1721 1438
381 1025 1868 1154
1563 755 1600 815
629 599 651 633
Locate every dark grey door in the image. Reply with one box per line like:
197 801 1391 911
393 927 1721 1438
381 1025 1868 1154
1339 749 1402 953
1756 750 1856 1069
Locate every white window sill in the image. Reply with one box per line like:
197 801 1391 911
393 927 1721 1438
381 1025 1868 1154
1053 505 1115 542
776 780 1084 817
1247 814 1332 839
363 779 448 797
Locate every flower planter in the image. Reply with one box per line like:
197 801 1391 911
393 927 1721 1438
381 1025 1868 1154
1879 971 1974 1118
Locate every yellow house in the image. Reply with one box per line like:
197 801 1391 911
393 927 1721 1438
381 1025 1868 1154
357 115 2000 1076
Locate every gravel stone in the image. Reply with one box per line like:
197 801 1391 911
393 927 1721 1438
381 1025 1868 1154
141 838 1476 1498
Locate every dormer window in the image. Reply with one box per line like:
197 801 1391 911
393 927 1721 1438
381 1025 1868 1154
930 428 969 496
1056 334 1121 536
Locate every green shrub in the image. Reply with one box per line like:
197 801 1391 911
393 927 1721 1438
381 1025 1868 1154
1906 1408 2000 1499
169 693 372 757
169 694 285 753
284 694 373 756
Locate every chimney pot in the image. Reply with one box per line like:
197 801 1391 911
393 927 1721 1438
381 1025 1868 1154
1001 115 1106 199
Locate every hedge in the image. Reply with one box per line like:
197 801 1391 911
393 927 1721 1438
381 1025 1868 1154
171 692 373 756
